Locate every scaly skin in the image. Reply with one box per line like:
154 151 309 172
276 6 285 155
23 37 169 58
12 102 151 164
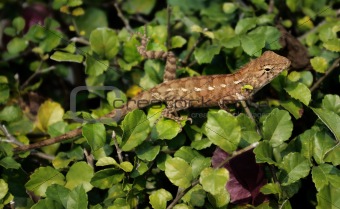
14 48 290 152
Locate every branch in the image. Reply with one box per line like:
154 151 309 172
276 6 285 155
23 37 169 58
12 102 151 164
310 57 340 92
1 123 55 160
13 127 82 152
114 2 133 33
166 5 172 50
112 131 123 163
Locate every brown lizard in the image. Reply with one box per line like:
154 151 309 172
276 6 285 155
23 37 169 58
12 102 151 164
14 34 291 152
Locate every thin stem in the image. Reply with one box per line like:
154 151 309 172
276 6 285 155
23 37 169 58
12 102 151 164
114 2 133 33
0 124 55 160
166 180 199 209
310 57 340 92
20 65 56 90
112 131 123 163
166 5 172 50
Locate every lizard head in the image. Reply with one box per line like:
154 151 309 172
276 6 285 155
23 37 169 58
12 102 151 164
246 51 291 90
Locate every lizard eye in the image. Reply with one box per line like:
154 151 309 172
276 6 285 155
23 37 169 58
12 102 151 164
263 65 273 72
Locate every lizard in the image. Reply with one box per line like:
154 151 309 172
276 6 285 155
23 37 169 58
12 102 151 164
13 32 291 152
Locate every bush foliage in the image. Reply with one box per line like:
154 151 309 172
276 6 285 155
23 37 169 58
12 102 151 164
0 0 340 208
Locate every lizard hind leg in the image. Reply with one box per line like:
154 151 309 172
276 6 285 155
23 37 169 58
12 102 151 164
135 26 178 82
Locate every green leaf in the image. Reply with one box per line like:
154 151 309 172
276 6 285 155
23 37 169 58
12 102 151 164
66 185 88 209
324 144 340 166
118 162 133 172
0 105 22 122
323 38 340 52
25 166 65 197
281 99 304 119
311 108 340 141
223 2 237 14
7 37 28 54
108 198 130 209
46 184 70 208
237 113 261 147
91 168 124 189
235 18 257 34
278 153 310 186
171 36 187 49
205 110 241 153
254 141 276 165
310 57 328 73
50 51 84 63
31 198 63 209
322 94 340 115
249 26 282 50
260 183 281 195
65 162 94 192
121 110 150 151
165 157 193 189
285 82 311 106
240 33 265 57
206 187 230 208
151 119 181 140
316 184 340 209
194 44 221 64
12 16 25 33
312 164 340 192
191 157 211 178
313 131 336 164
84 55 108 76
149 189 173 209
47 121 68 138
174 146 202 164
200 167 229 195
0 179 8 200
90 28 120 59
135 142 160 161
262 109 293 147
0 157 20 169
296 129 315 162
96 157 118 166
75 8 108 38
0 82 9 104
122 0 156 15
82 123 106 152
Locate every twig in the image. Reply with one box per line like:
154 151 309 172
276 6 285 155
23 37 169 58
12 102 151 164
310 57 340 92
31 151 55 161
84 148 94 167
166 5 172 50
114 2 133 33
216 142 259 168
0 124 55 160
20 65 56 90
268 0 274 14
166 180 199 209
112 131 123 163
240 100 255 123
70 37 90 45
13 127 82 152
181 35 203 66
298 20 326 41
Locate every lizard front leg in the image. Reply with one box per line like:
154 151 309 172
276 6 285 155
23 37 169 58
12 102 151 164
161 100 192 125
135 28 177 82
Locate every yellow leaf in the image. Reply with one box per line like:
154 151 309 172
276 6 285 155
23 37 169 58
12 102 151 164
126 85 143 98
72 7 84 16
36 100 64 132
60 5 70 14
